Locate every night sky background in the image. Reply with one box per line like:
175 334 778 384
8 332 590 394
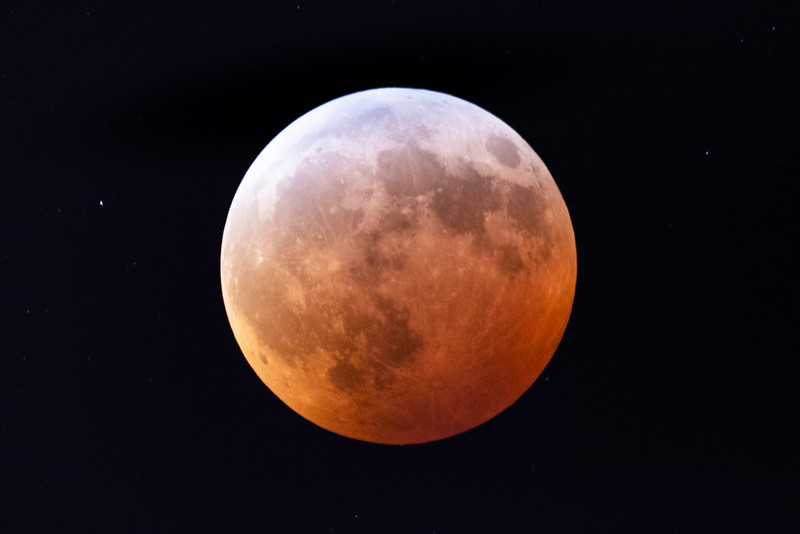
2 1 796 532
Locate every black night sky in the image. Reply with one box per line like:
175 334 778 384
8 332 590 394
2 1 796 532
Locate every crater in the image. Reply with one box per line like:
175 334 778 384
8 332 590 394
496 244 525 276
486 134 520 168
377 144 444 197
380 211 414 233
506 182 547 235
349 231 408 286
431 164 499 245
326 294 423 391
329 360 364 391
272 153 365 251
368 296 422 367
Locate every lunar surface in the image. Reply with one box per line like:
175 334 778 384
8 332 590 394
220 88 576 444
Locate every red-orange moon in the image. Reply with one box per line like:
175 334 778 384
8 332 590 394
221 88 576 444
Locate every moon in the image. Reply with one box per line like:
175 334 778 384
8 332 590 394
220 88 576 444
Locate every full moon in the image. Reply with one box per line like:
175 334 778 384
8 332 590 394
221 88 576 444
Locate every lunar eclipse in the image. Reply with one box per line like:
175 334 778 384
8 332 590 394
220 88 576 444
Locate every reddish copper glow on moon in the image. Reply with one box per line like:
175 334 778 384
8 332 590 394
220 88 576 444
